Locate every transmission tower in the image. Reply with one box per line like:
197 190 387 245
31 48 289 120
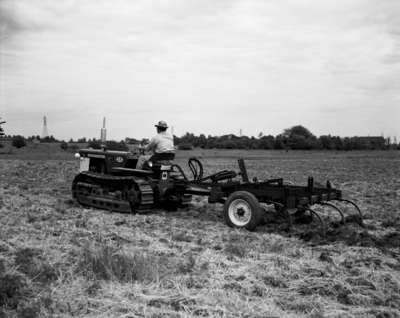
41 116 49 138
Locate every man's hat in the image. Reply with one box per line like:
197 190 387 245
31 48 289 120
155 120 168 128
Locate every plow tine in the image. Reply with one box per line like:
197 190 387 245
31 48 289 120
306 207 326 237
282 207 292 231
336 199 364 227
321 202 345 225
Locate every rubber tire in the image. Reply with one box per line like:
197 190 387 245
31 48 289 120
223 191 262 231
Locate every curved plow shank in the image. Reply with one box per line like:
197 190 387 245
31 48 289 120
335 199 364 227
320 202 345 225
280 207 292 231
306 207 326 237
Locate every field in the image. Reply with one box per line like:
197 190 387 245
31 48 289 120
0 145 399 317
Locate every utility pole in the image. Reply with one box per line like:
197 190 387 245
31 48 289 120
42 116 49 139
100 117 107 143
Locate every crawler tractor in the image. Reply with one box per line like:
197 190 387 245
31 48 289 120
72 148 363 234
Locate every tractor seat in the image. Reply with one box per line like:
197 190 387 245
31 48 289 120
149 152 175 163
144 152 175 170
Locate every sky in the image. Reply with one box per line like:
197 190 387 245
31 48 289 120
0 0 399 141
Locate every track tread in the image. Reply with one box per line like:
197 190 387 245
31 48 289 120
72 172 154 212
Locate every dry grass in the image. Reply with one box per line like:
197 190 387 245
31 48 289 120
0 149 399 317
76 241 165 283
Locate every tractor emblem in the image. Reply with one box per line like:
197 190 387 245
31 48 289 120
115 156 124 163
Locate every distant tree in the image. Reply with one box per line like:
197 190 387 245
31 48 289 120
342 137 352 150
12 135 26 148
88 140 101 149
282 125 320 150
88 140 128 151
319 135 334 150
140 138 149 146
220 140 236 149
273 135 285 149
288 135 307 149
60 141 68 151
173 135 180 145
77 137 87 143
106 140 128 151
259 135 274 149
41 135 58 143
237 136 251 149
206 136 217 149
178 143 193 150
385 137 391 149
180 132 196 146
197 134 207 148
283 125 314 139
331 136 343 150
112 129 395 151
68 144 79 152
125 137 140 144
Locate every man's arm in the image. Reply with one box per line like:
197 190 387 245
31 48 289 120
145 137 157 153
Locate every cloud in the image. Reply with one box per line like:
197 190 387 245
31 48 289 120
0 0 399 139
0 0 59 36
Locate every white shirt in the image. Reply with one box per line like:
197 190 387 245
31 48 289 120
147 131 175 153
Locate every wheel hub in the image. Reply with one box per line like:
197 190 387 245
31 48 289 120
228 199 252 226
237 208 245 217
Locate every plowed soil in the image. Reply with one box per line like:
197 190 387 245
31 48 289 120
0 147 399 317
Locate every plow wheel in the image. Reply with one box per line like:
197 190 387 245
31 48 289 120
223 191 262 231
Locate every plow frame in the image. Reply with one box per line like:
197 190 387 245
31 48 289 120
179 158 363 234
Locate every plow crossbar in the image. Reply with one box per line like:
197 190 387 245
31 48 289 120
210 182 342 208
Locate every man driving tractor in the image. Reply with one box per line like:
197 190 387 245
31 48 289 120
136 120 175 169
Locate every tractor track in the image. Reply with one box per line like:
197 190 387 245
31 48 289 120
72 171 154 213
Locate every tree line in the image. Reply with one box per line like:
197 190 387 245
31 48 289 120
174 126 397 150
2 125 399 150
